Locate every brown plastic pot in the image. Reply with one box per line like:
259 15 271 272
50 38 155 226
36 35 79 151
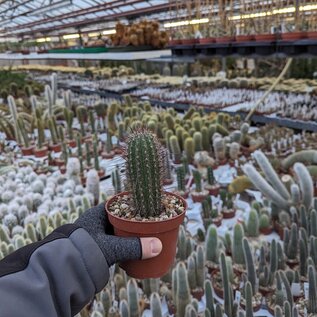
34 146 48 158
67 139 76 148
49 143 62 153
199 37 215 44
281 32 307 41
307 31 317 39
260 226 273 235
205 184 220 196
235 35 255 42
21 145 35 156
254 34 277 41
105 191 187 279
215 36 235 43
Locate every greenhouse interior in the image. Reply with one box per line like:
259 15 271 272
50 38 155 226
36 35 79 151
1 0 317 317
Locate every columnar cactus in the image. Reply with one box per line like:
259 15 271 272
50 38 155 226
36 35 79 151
229 142 240 161
86 169 100 204
176 167 186 193
205 225 219 263
35 108 45 149
76 106 87 137
245 281 253 317
205 280 215 316
193 132 203 152
150 293 162 317
207 166 215 186
8 95 22 144
242 238 256 294
45 85 53 116
308 265 317 313
17 116 30 148
125 128 165 218
48 117 58 145
177 225 187 260
169 135 181 162
51 73 57 106
201 127 210 152
193 170 202 193
119 299 129 317
232 223 245 265
247 209 259 237
184 137 195 162
220 252 233 317
93 135 100 171
63 89 72 109
176 262 191 317
195 245 205 289
112 165 122 194
187 255 197 290
213 137 225 161
127 279 140 317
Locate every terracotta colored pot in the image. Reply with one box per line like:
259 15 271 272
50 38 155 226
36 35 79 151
49 143 62 153
222 209 236 219
235 34 255 42
281 32 307 41
181 38 198 45
21 145 35 156
191 191 209 203
199 37 215 44
169 39 182 46
34 147 48 158
173 190 189 199
260 226 273 235
102 151 115 159
105 191 187 279
213 215 223 227
163 178 174 186
67 139 76 148
205 184 220 196
307 31 317 39
215 36 235 43
254 34 276 41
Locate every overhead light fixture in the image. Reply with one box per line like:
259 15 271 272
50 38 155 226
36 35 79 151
102 29 116 35
88 32 100 38
63 33 80 40
164 18 209 28
36 37 51 43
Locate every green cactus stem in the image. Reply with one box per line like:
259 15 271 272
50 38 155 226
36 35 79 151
220 252 233 317
64 108 74 140
195 245 205 289
125 128 165 218
308 265 317 313
281 150 317 170
205 225 219 263
89 110 95 134
150 293 162 317
169 135 181 162
85 142 91 167
184 137 194 162
187 255 197 290
176 262 191 317
76 106 87 137
93 135 100 171
205 280 214 317
17 116 30 148
35 108 45 149
127 279 140 317
242 238 256 294
233 223 245 265
176 167 186 193
207 166 215 185
245 281 254 317
193 132 203 152
247 209 259 237
48 117 58 145
193 170 202 193
8 95 22 144
112 165 122 194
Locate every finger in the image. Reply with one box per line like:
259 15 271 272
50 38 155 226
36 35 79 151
140 237 162 260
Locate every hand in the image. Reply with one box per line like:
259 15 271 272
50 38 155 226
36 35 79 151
75 204 162 267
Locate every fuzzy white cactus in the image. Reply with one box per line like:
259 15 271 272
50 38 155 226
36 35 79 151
86 170 100 204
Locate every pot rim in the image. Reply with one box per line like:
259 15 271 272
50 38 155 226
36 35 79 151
105 191 187 226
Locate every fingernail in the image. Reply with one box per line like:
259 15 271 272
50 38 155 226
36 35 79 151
150 239 162 256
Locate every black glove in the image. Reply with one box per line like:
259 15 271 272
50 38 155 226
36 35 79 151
75 204 142 267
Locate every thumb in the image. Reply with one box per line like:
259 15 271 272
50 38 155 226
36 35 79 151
140 237 162 260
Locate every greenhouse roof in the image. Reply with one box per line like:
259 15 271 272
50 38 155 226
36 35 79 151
0 0 170 39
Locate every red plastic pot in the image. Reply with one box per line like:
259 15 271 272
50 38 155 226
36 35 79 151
199 38 215 44
205 184 220 196
21 145 35 156
67 139 76 148
254 34 276 41
181 38 198 45
34 147 48 158
235 35 255 42
49 143 62 153
105 191 187 279
191 191 209 203
169 39 182 46
281 32 307 41
260 226 273 235
307 31 317 39
215 36 235 43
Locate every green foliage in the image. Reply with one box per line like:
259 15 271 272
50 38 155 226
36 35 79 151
193 170 202 192
176 167 186 192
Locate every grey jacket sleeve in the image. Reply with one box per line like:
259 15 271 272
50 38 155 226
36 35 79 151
0 224 109 317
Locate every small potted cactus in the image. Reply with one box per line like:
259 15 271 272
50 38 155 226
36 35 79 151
259 213 273 235
201 196 223 228
17 116 34 156
106 127 187 279
34 109 48 158
220 190 236 219
191 170 209 203
102 131 115 159
204 166 220 196
173 166 189 199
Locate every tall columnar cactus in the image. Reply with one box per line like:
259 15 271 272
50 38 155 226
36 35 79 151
125 128 165 218
245 281 254 317
176 262 191 317
286 223 298 260
89 110 96 134
207 166 215 185
150 293 162 317
293 162 314 211
51 73 57 106
184 137 195 162
233 223 245 265
281 150 317 170
299 238 307 277
193 170 202 192
193 117 202 132
165 129 173 152
195 245 205 289
35 108 45 149
274 306 283 317
48 117 58 144
280 271 294 309
86 169 100 204
93 135 100 171
127 279 139 317
201 127 210 152
63 89 72 109
176 167 186 193
308 265 317 314
187 255 197 290
220 252 233 317
242 238 256 294
63 108 74 140
8 95 22 144
165 114 175 131
205 225 219 263
310 209 317 237
269 239 278 279
76 106 87 137
169 135 181 161
30 95 37 113
247 209 259 237
119 299 129 317
112 165 122 194
17 116 29 148
205 280 215 317
193 132 203 152
45 85 53 116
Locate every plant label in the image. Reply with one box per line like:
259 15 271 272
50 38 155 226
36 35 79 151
291 283 301 296
235 290 241 305
304 282 309 299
